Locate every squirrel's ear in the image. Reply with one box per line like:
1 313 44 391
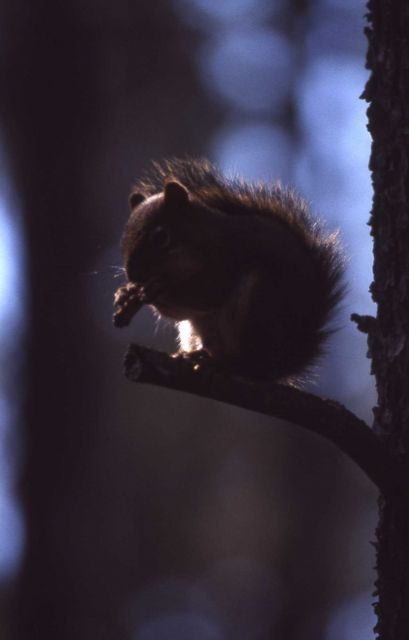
129 192 146 210
164 181 189 206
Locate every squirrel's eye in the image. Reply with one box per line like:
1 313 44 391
150 225 170 248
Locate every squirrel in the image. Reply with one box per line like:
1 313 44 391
113 158 344 383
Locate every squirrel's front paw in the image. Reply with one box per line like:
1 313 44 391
113 282 144 327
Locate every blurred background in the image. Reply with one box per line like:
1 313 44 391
0 1 377 639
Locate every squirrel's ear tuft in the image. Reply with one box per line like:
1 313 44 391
164 181 189 206
129 192 146 210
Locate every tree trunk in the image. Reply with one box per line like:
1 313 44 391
364 1 409 637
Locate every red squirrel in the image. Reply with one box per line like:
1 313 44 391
114 158 344 382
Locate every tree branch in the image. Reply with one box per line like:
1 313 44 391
124 343 403 500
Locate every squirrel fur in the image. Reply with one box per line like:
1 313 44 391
115 158 344 383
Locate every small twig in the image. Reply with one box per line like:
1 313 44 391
124 343 403 499
351 313 377 334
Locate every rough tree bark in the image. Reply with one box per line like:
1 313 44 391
362 1 409 638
